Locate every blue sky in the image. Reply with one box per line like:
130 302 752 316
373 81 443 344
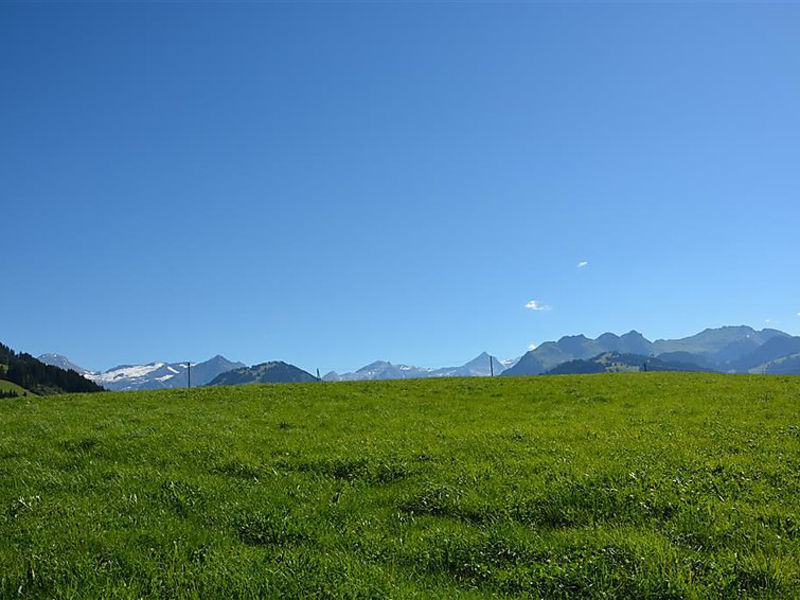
2 2 799 373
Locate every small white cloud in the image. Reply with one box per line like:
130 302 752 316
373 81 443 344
577 260 588 268
525 300 551 311
528 343 537 351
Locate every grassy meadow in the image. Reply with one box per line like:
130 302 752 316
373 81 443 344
1 373 799 598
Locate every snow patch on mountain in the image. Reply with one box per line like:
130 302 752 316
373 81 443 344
323 352 509 382
39 354 245 391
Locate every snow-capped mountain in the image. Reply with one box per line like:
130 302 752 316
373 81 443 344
429 352 507 377
91 362 186 391
324 361 436 381
93 355 246 390
38 354 245 391
323 352 509 382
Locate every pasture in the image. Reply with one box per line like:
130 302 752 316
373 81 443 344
1 373 799 598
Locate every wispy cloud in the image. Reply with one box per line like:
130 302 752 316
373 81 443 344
577 260 588 268
525 300 551 311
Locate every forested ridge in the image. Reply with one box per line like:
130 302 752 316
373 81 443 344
0 342 104 395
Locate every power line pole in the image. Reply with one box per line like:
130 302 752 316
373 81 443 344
187 362 191 389
489 355 494 377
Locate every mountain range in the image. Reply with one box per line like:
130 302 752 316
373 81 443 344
32 324 800 392
503 326 799 376
38 354 245 391
323 352 510 381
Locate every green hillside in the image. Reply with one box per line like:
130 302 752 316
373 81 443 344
0 379 33 397
1 374 799 598
208 360 318 386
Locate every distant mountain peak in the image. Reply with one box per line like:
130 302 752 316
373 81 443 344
357 360 391 373
622 330 645 338
209 361 318 386
559 334 589 342
465 351 494 364
252 360 289 370
37 353 92 375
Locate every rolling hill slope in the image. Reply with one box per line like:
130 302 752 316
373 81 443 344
0 379 34 397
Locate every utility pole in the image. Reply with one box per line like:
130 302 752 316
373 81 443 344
187 362 191 389
316 368 321 381
489 355 494 377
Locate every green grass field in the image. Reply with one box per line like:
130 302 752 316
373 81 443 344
1 373 799 598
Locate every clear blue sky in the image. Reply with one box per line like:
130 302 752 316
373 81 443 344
2 2 799 374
